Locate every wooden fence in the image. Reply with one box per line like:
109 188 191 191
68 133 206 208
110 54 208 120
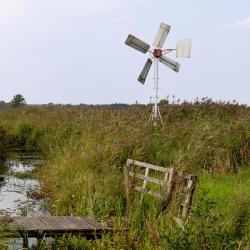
124 159 198 219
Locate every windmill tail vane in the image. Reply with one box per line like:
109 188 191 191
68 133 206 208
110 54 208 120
125 22 192 124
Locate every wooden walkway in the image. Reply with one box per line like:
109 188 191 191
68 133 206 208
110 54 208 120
1 216 113 247
2 216 112 237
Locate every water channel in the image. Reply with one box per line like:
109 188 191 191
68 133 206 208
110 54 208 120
0 149 49 249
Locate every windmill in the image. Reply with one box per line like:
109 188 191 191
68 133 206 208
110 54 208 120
125 22 192 124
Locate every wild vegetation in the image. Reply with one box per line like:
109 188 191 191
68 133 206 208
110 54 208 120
0 99 249 249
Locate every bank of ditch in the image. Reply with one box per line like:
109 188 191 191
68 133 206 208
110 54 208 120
0 101 250 249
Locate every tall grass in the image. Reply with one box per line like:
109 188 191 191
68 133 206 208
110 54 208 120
0 100 249 249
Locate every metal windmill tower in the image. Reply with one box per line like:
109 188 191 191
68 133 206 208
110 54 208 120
125 22 192 124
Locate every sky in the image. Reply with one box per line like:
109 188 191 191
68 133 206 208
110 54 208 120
0 0 250 105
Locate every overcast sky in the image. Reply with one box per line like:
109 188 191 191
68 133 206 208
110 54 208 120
0 0 250 105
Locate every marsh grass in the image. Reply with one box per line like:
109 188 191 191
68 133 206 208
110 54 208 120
0 100 249 249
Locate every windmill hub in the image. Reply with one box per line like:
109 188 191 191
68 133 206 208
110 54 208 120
153 49 162 58
125 22 192 124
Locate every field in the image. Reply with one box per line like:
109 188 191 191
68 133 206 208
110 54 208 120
0 100 250 249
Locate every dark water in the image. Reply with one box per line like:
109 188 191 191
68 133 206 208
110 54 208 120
0 149 49 249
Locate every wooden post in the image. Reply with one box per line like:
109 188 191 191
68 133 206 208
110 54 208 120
36 230 44 249
179 175 198 219
162 168 175 210
21 232 29 249
140 167 149 204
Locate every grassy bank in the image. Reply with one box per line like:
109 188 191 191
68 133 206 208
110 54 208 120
0 100 249 249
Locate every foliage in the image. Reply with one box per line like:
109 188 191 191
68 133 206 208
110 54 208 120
10 94 26 107
0 99 249 249
0 126 8 159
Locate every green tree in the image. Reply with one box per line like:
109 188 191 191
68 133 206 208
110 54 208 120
0 100 6 106
11 94 26 107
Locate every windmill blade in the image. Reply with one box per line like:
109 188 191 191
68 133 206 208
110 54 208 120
159 55 180 72
138 58 153 84
125 34 150 54
176 38 192 58
153 22 171 48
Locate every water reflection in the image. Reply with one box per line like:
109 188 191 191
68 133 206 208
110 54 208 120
0 150 50 249
0 150 48 216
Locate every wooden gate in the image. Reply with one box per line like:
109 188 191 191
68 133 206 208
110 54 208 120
123 159 197 219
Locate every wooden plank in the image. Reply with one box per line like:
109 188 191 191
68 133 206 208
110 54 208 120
133 186 162 199
52 216 79 231
142 167 149 191
44 216 67 231
25 217 48 231
140 167 149 203
127 159 170 173
80 217 106 230
73 217 96 230
2 216 114 240
129 172 164 186
10 217 37 231
83 217 113 231
64 217 93 230
47 216 71 230
36 217 65 231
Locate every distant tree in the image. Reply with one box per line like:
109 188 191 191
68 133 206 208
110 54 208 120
159 99 169 106
0 100 6 106
11 94 26 107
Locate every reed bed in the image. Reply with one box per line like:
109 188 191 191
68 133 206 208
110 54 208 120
0 100 249 249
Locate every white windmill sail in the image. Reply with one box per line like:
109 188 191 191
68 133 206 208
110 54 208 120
125 34 150 54
176 38 192 58
138 58 153 84
153 23 171 48
159 55 180 72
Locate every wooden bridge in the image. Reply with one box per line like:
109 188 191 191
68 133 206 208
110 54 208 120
1 215 113 248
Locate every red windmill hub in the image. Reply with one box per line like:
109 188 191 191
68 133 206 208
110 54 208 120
153 49 162 58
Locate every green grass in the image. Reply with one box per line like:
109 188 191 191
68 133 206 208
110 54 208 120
200 167 250 207
0 100 249 249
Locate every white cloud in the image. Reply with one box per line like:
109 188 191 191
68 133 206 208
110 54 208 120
232 17 250 30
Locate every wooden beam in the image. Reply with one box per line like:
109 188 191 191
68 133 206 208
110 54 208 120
129 172 164 186
127 159 171 173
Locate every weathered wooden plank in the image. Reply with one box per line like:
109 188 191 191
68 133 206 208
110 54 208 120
2 216 113 238
72 217 96 230
10 217 37 231
140 167 149 203
52 216 80 231
63 217 93 230
45 216 69 230
25 217 48 231
129 172 164 185
36 217 64 231
127 159 170 173
78 217 103 230
44 216 67 230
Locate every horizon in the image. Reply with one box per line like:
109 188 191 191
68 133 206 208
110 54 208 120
1 95 249 107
